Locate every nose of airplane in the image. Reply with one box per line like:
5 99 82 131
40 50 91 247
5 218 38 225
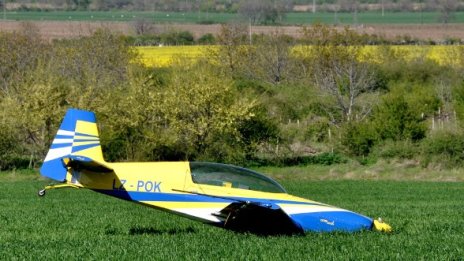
372 218 392 233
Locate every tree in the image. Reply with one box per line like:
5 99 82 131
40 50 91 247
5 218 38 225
209 24 248 77
133 18 154 35
302 25 378 123
238 0 265 25
49 29 137 89
157 62 258 161
337 0 360 24
237 0 285 25
244 31 297 85
372 92 429 141
0 29 138 167
437 0 458 24
0 26 47 97
73 0 91 10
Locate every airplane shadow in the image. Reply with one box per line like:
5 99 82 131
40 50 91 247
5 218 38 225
128 226 197 236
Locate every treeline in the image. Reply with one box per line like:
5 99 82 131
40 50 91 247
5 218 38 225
2 23 464 170
126 26 461 47
126 30 217 46
0 24 275 169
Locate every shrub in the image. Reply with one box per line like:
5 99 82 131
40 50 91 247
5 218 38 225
238 108 280 160
420 131 464 168
341 122 379 156
197 33 216 45
0 126 29 170
372 140 419 160
452 82 464 128
372 91 429 142
160 31 195 45
305 117 330 142
245 152 347 167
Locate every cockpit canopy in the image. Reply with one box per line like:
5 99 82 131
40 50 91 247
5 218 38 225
189 162 286 193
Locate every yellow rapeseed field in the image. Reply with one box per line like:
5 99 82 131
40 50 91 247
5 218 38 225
136 46 207 67
137 45 464 67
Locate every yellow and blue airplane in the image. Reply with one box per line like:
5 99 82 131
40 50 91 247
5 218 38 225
39 108 391 235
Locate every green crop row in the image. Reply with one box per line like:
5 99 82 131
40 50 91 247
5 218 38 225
3 10 464 24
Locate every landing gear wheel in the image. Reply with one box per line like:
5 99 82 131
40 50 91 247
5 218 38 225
38 189 46 197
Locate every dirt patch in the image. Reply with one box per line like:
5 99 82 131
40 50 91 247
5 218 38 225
359 24 464 41
0 21 133 40
1 20 464 42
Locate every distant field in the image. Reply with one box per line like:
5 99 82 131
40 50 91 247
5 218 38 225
136 45 464 67
1 10 235 24
137 46 207 67
3 10 464 24
1 177 462 259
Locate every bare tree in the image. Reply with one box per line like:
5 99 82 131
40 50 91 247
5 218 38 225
312 48 377 122
330 4 341 24
398 0 413 12
437 0 458 24
245 31 297 85
302 26 378 123
337 0 359 12
237 0 285 25
337 0 359 25
238 0 267 25
133 18 153 35
209 23 248 77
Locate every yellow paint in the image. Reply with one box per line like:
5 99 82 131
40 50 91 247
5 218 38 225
74 135 99 140
75 120 99 136
72 146 104 162
71 120 104 161
72 141 99 146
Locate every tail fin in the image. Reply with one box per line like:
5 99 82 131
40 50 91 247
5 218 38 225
40 108 104 182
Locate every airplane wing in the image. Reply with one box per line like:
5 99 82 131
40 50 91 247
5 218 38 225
216 201 303 235
62 155 113 173
172 189 303 235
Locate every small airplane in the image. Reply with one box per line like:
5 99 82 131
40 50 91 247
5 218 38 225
39 108 392 235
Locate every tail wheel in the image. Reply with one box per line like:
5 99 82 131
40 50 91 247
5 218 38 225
38 189 46 197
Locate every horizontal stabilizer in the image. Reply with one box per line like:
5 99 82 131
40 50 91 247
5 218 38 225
63 155 113 173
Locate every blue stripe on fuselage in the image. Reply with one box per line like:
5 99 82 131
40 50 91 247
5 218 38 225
93 189 328 206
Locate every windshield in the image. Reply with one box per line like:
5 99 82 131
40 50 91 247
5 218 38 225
189 162 286 193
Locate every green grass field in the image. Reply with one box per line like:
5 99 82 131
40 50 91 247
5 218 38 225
1 170 462 259
2 10 464 24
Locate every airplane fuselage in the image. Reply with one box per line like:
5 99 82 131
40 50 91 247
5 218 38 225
64 161 374 233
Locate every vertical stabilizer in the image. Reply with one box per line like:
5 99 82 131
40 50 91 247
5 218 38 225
40 109 104 182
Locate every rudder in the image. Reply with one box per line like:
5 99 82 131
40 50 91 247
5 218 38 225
40 108 104 182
